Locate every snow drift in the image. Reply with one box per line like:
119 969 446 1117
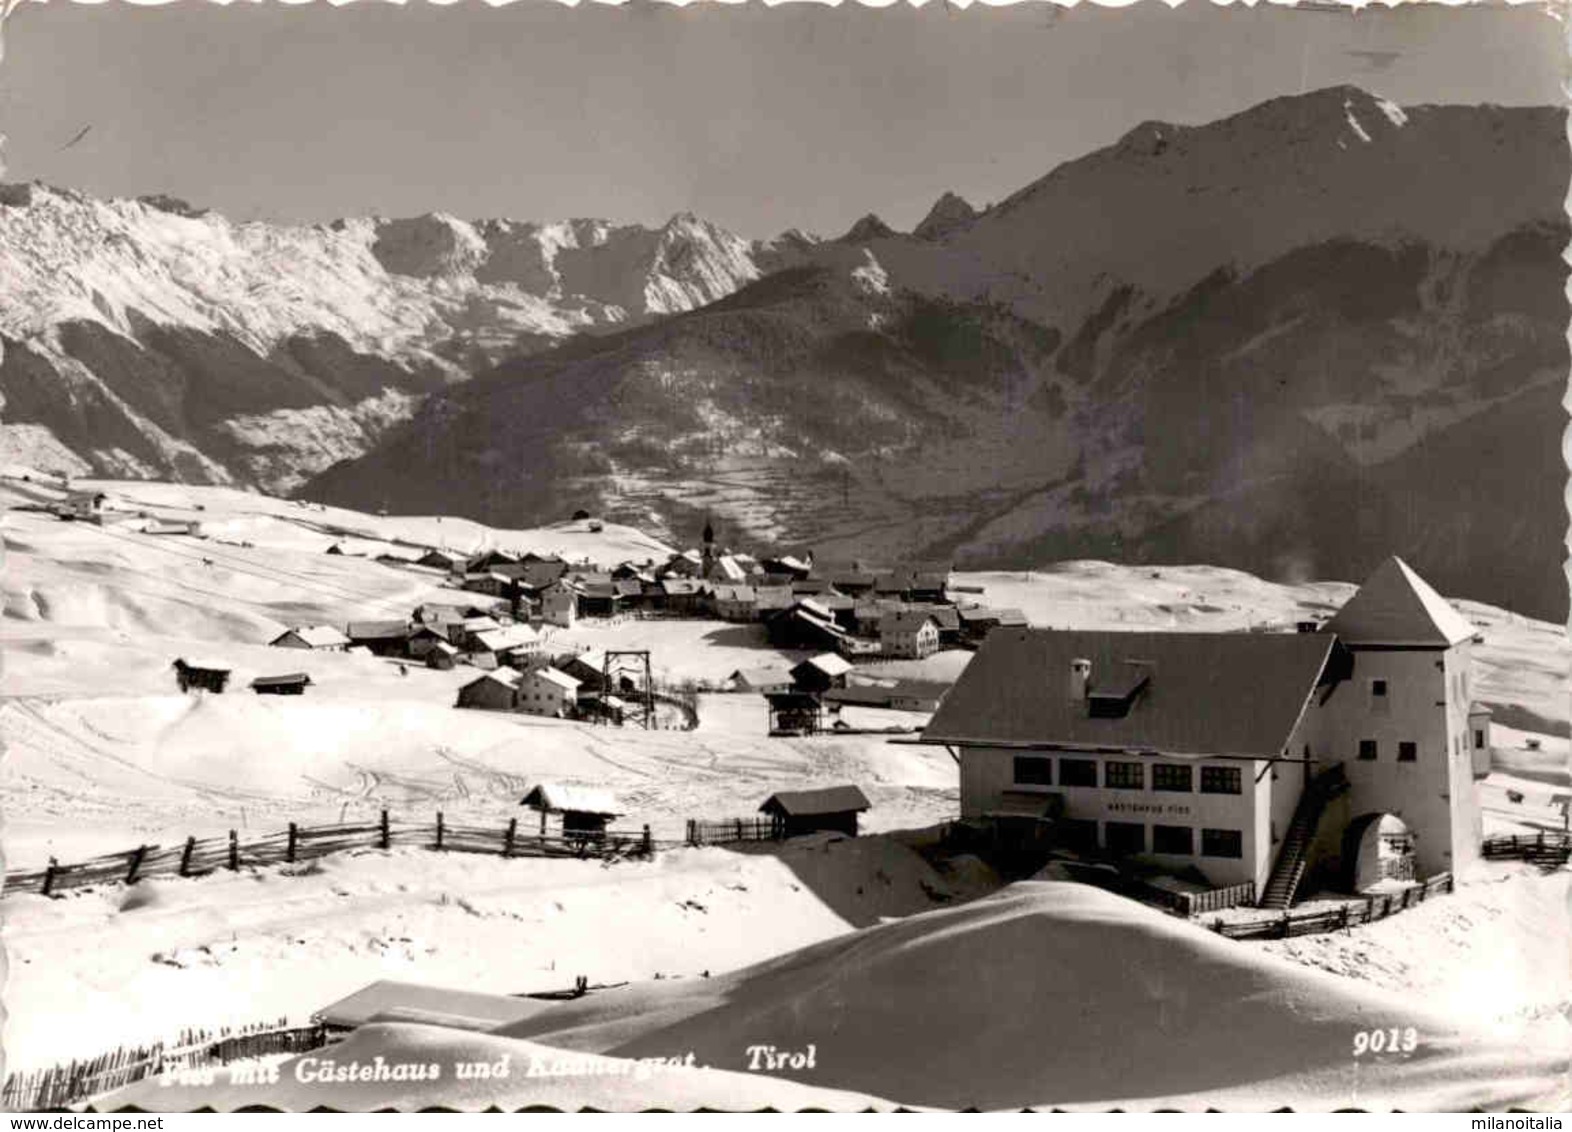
496 879 1569 1110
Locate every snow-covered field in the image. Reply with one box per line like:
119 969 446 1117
2 475 1567 1110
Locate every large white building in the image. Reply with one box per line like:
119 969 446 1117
922 558 1485 905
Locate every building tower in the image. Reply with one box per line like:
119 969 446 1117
1308 557 1482 878
701 517 716 579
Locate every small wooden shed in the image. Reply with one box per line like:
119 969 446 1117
172 658 231 694
521 783 622 838
251 673 312 696
766 691 824 736
759 785 871 838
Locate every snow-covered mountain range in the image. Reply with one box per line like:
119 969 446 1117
0 87 1565 619
0 189 800 489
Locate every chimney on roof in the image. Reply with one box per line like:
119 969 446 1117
1069 658 1092 701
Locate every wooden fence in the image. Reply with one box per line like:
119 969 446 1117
4 811 665 900
686 816 782 846
1206 873 1454 940
1481 830 1570 867
1181 881 1257 916
1 1019 326 1112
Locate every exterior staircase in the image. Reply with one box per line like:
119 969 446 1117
1258 763 1350 910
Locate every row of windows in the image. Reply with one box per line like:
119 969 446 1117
1357 740 1418 762
1087 821 1242 859
1013 756 1242 795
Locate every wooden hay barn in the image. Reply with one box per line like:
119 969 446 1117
521 782 622 838
760 785 872 838
345 621 411 658
790 652 853 694
172 659 230 694
766 691 823 736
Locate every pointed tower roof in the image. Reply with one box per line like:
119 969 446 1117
1324 557 1475 647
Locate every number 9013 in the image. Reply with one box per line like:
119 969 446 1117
1353 1027 1419 1056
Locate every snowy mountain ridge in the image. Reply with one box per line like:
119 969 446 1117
0 183 800 490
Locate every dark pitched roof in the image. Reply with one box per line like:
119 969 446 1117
1323 556 1474 647
251 673 312 689
923 629 1335 757
759 785 872 817
881 609 938 634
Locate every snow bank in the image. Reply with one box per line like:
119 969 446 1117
501 880 1568 1110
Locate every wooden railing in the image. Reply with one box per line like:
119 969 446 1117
686 816 782 846
1481 830 1570 865
1205 873 1454 940
1181 881 1257 916
1 1020 326 1112
3 810 668 899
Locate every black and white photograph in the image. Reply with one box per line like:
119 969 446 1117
0 0 1566 1113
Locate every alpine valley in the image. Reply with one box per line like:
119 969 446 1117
1 86 1565 619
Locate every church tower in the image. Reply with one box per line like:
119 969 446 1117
701 517 716 579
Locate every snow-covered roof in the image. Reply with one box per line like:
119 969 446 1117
798 653 853 678
529 666 581 693
474 626 540 653
276 624 350 648
1324 557 1475 647
314 980 548 1031
729 667 792 688
463 668 521 690
520 783 621 816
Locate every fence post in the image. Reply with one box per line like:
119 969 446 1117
380 809 390 850
505 817 517 858
436 812 444 851
1278 912 1290 939
642 824 652 856
41 857 57 897
735 818 743 841
287 823 298 864
686 819 696 847
228 830 239 871
126 845 147 885
179 836 196 878
1339 905 1350 932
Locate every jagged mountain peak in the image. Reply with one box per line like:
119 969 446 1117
840 213 899 244
913 191 979 242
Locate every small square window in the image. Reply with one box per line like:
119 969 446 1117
1013 756 1053 786
1199 766 1242 795
1104 821 1145 855
1358 740 1378 761
1153 764 1192 793
1398 741 1417 763
1105 761 1144 790
1060 759 1097 787
1152 825 1192 855
1201 828 1243 859
1372 680 1388 697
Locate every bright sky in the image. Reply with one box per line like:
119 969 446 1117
0 1 1560 238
